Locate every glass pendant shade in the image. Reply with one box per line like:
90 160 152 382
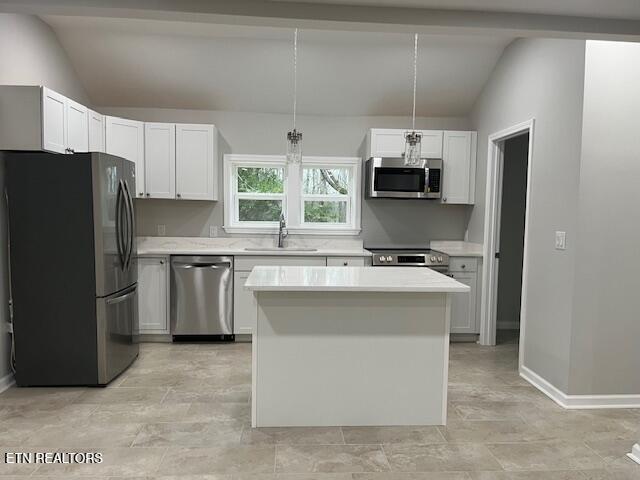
286 129 303 164
404 131 422 166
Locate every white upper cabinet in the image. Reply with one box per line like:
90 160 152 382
88 109 105 152
65 98 89 153
367 128 443 158
41 87 67 153
105 116 145 197
421 130 444 158
41 87 89 154
144 123 176 199
442 131 477 205
176 124 217 200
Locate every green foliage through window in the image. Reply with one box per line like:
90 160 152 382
237 167 284 193
303 168 349 195
304 201 347 224
239 199 282 222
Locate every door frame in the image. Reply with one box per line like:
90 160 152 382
479 119 535 370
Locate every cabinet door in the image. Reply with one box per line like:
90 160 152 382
326 256 366 267
65 98 89 153
144 123 176 199
369 129 406 157
449 272 477 334
41 87 66 153
420 130 444 158
138 257 169 334
234 271 256 335
88 109 105 152
442 131 476 204
175 124 216 200
105 116 145 197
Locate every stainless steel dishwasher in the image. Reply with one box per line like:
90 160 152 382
170 256 234 339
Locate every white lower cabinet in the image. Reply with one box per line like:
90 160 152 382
138 256 170 334
449 271 477 334
233 271 256 336
326 256 366 266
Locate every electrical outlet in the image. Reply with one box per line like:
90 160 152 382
157 224 166 236
555 231 566 250
209 225 218 238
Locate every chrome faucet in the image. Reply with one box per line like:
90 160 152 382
277 213 288 248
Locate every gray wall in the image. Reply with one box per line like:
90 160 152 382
0 14 89 104
469 38 586 391
101 107 471 246
0 14 89 383
496 134 528 330
569 41 640 395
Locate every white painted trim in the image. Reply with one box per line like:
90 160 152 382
497 321 520 330
0 372 15 393
628 444 640 465
520 365 640 409
480 118 535 375
442 294 451 425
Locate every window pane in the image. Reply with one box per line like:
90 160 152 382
304 201 347 223
238 199 283 222
303 168 350 195
237 167 284 193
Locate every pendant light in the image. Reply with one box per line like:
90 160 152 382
404 33 422 166
286 28 302 164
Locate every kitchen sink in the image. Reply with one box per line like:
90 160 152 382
243 247 318 252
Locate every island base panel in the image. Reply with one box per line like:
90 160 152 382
252 291 450 427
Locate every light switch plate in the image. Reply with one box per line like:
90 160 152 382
555 231 566 250
209 225 218 238
157 224 166 236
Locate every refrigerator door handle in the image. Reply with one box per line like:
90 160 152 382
122 180 135 270
115 180 126 270
106 286 137 305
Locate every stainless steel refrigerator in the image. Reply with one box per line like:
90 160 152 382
6 152 139 386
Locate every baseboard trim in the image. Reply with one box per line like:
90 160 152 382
628 444 640 465
497 321 520 330
0 372 15 393
520 365 640 409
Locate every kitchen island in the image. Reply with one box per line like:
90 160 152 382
245 266 469 427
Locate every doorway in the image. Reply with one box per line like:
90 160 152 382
495 133 529 345
479 119 534 371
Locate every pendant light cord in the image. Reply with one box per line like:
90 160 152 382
411 33 418 131
293 28 298 130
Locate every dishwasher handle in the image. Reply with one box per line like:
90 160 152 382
172 262 231 269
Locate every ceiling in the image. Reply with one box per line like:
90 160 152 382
273 0 640 21
42 15 513 117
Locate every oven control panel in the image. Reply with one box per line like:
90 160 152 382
370 250 448 267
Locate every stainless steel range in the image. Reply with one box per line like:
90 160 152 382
368 247 449 273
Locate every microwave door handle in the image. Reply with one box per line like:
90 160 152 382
424 167 430 194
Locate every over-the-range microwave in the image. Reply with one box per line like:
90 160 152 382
365 157 442 199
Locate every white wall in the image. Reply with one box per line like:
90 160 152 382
101 106 471 245
0 14 89 384
469 38 586 391
569 40 640 395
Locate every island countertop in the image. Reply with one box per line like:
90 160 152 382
245 266 470 293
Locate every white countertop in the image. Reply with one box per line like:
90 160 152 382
136 236 371 257
430 241 484 257
245 266 470 293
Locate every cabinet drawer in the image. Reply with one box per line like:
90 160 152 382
449 257 478 272
326 256 367 267
235 255 326 271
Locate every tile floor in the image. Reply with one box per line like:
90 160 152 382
1 335 639 479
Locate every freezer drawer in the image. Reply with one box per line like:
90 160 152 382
96 284 139 385
170 256 234 336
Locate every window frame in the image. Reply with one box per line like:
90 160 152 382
223 154 361 235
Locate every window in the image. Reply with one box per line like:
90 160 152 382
224 155 361 235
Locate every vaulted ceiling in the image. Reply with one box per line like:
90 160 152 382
42 15 513 117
